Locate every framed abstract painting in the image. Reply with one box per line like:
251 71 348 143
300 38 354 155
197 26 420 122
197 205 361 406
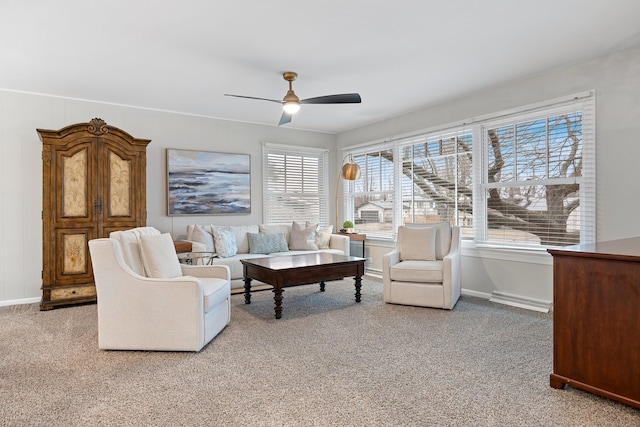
167 149 251 215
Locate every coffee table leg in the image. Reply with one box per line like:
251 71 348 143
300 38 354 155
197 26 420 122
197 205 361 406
319 281 326 292
244 277 252 304
354 275 362 302
273 288 283 319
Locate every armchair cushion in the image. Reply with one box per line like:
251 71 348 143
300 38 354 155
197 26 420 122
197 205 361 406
405 222 451 260
110 227 161 275
398 226 437 261
390 260 444 283
138 233 183 278
211 226 238 258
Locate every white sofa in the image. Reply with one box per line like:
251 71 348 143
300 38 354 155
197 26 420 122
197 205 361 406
185 223 350 289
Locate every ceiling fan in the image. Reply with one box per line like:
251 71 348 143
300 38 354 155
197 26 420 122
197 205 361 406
224 72 361 126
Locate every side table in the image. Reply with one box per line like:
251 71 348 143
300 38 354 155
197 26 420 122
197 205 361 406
335 232 366 259
173 240 193 253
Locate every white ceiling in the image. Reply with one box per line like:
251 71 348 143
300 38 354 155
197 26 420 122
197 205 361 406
2 1 640 134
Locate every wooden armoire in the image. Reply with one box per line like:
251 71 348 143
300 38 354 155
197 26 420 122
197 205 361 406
38 118 151 310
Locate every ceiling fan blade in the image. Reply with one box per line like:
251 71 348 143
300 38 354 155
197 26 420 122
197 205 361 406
278 112 292 126
224 94 282 104
300 93 361 104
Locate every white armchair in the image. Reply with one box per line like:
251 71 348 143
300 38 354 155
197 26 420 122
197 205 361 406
88 227 231 352
383 223 461 310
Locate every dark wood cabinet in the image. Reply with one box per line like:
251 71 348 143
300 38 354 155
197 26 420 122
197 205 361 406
548 237 640 409
38 118 150 310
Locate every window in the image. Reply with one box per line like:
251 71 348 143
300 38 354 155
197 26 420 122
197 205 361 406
344 92 595 248
400 129 473 239
348 149 395 238
262 143 329 225
478 106 594 248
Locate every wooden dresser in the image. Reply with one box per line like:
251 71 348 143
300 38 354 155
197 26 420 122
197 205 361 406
548 237 640 409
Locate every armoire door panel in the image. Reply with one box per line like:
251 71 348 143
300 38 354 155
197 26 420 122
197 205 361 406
52 138 98 224
99 139 145 225
53 228 96 284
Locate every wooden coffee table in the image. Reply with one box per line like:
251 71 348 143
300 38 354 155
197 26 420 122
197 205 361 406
241 253 365 319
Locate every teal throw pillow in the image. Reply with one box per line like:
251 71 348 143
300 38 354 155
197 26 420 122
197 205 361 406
248 233 289 254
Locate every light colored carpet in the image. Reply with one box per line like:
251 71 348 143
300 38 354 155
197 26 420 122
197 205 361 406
1 277 638 426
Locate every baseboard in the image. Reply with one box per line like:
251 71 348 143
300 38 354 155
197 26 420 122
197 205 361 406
0 297 41 308
461 289 492 300
488 291 552 313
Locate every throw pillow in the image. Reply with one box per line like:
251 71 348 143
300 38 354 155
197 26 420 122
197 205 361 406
306 222 333 249
397 226 437 261
259 223 292 246
190 224 214 252
247 233 289 254
211 226 238 258
289 221 319 250
138 233 183 278
404 222 451 259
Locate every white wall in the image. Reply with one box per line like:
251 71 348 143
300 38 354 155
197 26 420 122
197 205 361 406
338 45 640 305
3 44 639 307
0 93 336 305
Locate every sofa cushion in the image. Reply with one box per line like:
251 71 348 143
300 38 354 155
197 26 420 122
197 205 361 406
211 253 267 279
398 226 437 261
390 260 444 283
247 232 288 254
211 226 238 258
290 221 319 250
138 233 183 278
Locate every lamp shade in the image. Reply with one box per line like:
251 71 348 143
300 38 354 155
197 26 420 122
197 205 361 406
341 162 361 180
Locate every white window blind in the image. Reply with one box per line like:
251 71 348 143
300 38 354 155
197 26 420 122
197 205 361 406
343 91 595 249
478 95 595 248
262 143 329 225
399 128 473 238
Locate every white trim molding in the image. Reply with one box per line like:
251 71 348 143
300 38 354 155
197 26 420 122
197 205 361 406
489 291 552 313
0 297 41 308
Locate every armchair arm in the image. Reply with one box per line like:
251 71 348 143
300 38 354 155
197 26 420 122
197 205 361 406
442 225 462 309
329 233 350 256
180 264 230 281
382 249 401 302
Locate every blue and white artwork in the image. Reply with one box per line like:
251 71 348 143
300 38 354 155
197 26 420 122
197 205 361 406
167 149 251 215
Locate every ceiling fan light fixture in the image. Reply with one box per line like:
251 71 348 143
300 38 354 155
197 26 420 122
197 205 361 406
282 89 300 114
283 101 300 114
